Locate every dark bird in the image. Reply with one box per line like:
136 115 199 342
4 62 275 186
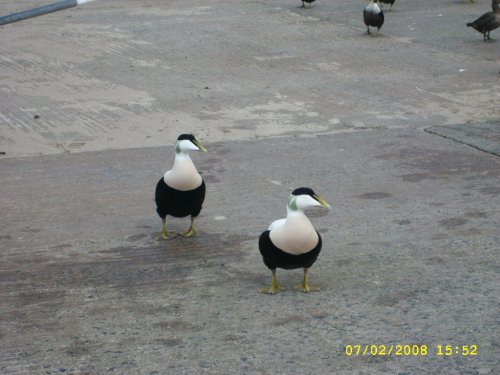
259 188 330 294
379 0 396 11
302 0 316 8
364 0 385 35
155 134 207 240
467 1 500 41
492 0 500 11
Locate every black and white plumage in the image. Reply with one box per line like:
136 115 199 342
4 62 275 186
155 134 207 240
258 187 330 294
363 0 384 35
379 0 395 11
467 1 500 41
302 0 316 8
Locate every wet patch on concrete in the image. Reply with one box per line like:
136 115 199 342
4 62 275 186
465 211 487 219
394 219 411 225
155 338 183 347
21 227 42 233
424 256 446 265
380 145 500 182
478 186 500 196
50 243 73 250
373 290 420 307
272 314 308 326
432 233 449 240
399 172 430 182
126 233 149 242
425 122 500 157
439 217 468 229
152 320 202 331
356 192 393 200
458 228 481 236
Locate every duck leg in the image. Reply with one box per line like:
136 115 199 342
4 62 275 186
294 267 320 293
158 218 177 240
259 269 285 294
180 216 198 237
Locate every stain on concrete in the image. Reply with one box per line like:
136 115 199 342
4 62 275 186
152 320 202 331
373 290 420 307
126 233 148 242
394 219 411 225
399 172 430 182
50 243 73 250
155 338 183 347
272 314 308 326
439 217 468 229
478 186 500 196
432 233 449 240
357 192 393 200
465 211 487 219
458 228 481 236
424 256 446 265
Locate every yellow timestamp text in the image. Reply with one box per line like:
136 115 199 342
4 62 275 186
345 344 478 357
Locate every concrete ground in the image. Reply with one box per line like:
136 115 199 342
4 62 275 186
0 0 499 374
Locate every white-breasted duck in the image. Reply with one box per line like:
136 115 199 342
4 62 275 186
155 134 207 239
258 187 330 294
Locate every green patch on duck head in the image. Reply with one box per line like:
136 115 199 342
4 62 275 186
287 195 298 211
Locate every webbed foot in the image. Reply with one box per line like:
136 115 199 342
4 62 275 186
259 282 286 294
294 268 320 293
180 217 199 237
157 230 177 240
158 218 177 240
180 228 198 237
294 282 320 293
259 270 285 294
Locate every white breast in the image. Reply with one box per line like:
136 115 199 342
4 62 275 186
164 158 202 191
366 3 381 14
269 213 319 255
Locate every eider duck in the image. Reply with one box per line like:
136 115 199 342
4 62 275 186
155 134 207 240
379 0 395 11
467 1 500 41
259 187 330 294
363 0 384 35
301 0 316 8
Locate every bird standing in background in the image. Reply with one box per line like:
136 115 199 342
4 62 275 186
155 134 207 240
301 0 316 8
492 0 500 11
258 188 330 294
379 0 396 11
364 0 385 35
467 1 500 41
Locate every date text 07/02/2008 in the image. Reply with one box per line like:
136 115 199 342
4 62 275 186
345 344 478 357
